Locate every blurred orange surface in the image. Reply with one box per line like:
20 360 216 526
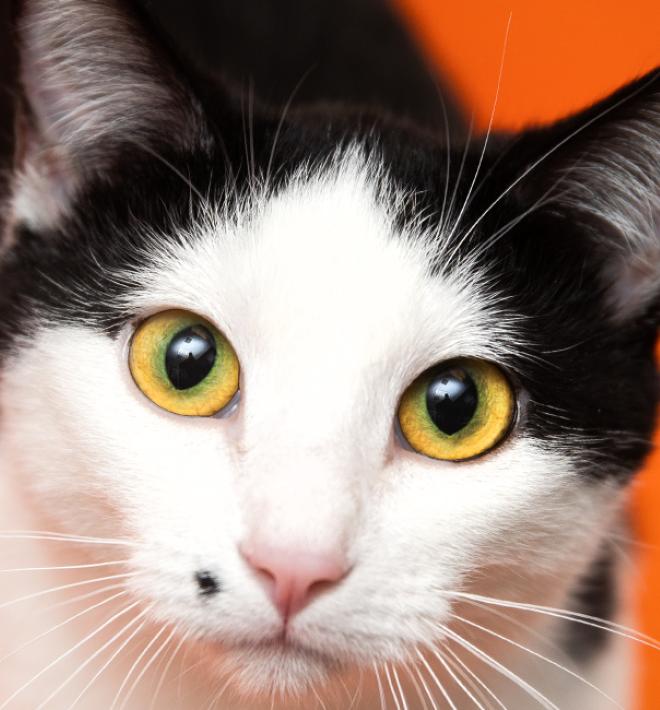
392 1 660 707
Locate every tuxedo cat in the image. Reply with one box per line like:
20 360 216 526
0 0 657 708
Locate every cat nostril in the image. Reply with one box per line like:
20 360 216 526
240 543 350 620
195 570 221 596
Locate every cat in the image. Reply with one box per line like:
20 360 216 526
0 0 658 708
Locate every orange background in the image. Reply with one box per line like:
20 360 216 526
391 1 660 708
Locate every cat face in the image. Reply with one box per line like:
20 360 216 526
0 0 657 699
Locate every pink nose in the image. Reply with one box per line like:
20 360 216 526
241 543 349 620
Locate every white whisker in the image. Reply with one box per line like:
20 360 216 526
0 600 143 709
441 590 660 651
451 611 624 708
392 663 410 710
415 647 457 710
443 644 508 710
430 644 487 710
436 622 559 710
150 628 191 710
0 559 130 574
453 71 659 250
373 662 387 710
118 624 177 710
0 589 128 667
67 615 151 710
384 662 403 710
0 530 136 546
444 13 512 244
111 622 169 709
401 659 432 710
0 572 138 612
265 67 315 189
138 143 208 207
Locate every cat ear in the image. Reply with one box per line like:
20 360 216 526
534 70 659 323
12 0 209 228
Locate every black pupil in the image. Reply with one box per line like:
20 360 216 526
426 367 478 435
165 325 217 390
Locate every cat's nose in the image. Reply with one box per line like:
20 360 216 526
240 543 350 620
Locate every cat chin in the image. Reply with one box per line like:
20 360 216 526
206 640 342 700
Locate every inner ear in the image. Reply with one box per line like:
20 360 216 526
11 0 211 228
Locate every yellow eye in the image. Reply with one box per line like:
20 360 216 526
397 358 514 461
129 309 239 417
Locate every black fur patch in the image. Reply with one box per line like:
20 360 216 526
562 545 617 662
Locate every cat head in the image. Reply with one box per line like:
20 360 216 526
0 0 658 698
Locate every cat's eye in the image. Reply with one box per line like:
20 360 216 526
397 358 514 461
129 310 239 416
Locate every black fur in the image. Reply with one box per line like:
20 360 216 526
562 544 617 661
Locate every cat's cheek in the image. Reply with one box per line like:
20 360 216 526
0 327 241 534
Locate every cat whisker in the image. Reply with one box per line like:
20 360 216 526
449 611 623 708
310 682 329 710
373 661 388 710
429 644 487 710
454 71 659 250
394 664 411 710
65 614 151 710
384 662 402 710
0 529 137 547
0 599 143 709
410 657 440 710
401 658 431 710
346 666 365 710
204 669 237 710
248 80 257 190
443 644 508 710
110 622 169 709
435 77 452 238
440 590 660 651
117 623 177 710
0 588 128 667
444 13 512 246
440 114 473 239
150 627 192 710
264 66 315 191
0 559 131 574
137 142 208 208
459 597 568 660
415 647 458 710
459 177 561 268
0 572 139 613
433 622 559 710
48 582 130 612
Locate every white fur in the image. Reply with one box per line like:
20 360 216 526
0 155 633 707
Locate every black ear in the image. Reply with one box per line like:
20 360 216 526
519 70 659 323
12 0 209 227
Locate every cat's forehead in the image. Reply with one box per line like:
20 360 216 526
130 155 520 382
